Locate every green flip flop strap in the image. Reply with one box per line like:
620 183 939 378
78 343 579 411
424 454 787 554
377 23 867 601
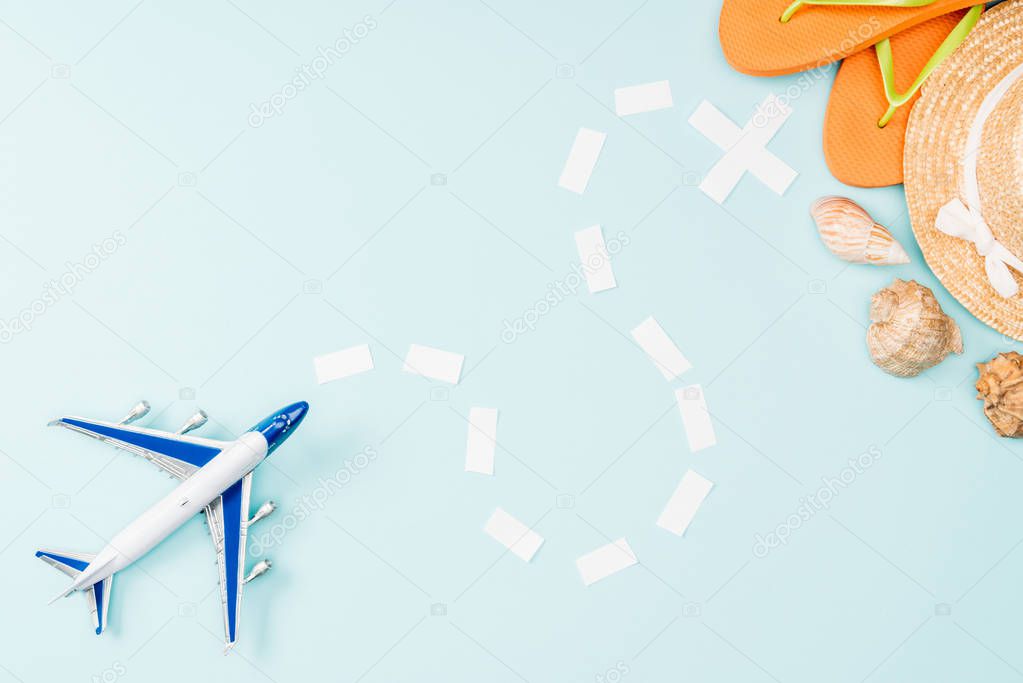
874 4 982 127
781 0 937 24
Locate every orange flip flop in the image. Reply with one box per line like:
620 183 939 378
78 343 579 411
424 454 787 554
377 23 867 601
823 6 982 187
720 0 982 77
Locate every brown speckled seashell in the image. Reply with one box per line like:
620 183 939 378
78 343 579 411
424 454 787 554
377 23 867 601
976 352 1023 437
867 279 963 377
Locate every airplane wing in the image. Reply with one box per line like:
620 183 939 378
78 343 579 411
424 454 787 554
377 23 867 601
50 416 230 480
204 472 252 650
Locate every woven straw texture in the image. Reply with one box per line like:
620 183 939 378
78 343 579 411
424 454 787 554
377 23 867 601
905 0 1023 340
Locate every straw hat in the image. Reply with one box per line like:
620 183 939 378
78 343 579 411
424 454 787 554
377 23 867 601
905 0 1023 340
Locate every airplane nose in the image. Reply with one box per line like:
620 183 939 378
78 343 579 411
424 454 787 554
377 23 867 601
252 402 309 454
285 401 308 428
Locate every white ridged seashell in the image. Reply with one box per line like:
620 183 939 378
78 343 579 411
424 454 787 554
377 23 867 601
811 196 910 265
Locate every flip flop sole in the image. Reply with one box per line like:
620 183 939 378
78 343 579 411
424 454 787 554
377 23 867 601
823 10 966 187
719 0 976 76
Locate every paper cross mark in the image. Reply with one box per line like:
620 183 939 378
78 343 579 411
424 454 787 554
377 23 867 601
688 95 797 204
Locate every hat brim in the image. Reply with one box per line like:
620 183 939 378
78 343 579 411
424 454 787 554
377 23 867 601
905 0 1023 340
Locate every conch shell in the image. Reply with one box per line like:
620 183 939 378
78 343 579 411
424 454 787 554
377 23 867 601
867 279 963 377
812 196 910 265
976 352 1023 437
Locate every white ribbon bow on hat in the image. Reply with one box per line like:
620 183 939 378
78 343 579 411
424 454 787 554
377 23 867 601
933 61 1023 300
936 198 1023 298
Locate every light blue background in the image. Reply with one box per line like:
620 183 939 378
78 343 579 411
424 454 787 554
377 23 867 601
1 1 1021 681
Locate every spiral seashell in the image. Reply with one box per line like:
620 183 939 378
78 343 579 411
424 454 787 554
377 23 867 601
812 196 910 265
976 352 1023 438
867 279 962 377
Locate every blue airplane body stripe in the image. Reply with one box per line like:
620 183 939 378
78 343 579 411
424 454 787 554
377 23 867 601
35 551 89 573
61 418 221 468
93 579 104 635
221 479 244 643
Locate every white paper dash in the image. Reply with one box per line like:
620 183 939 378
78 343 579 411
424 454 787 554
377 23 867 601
615 80 673 116
484 508 544 562
574 225 617 293
465 407 498 475
402 344 464 384
631 317 691 380
576 538 638 586
558 127 606 194
676 385 717 452
313 344 374 384
657 469 714 536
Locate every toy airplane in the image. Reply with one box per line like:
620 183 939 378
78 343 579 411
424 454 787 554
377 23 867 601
35 400 309 651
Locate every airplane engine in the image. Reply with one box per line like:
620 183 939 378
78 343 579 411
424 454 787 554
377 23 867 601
243 560 272 584
248 501 276 526
119 401 151 425
176 410 208 435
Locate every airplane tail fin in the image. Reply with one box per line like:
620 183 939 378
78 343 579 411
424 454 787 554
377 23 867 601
36 549 114 635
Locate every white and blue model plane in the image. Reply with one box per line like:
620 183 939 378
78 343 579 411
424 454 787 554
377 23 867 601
35 400 309 650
